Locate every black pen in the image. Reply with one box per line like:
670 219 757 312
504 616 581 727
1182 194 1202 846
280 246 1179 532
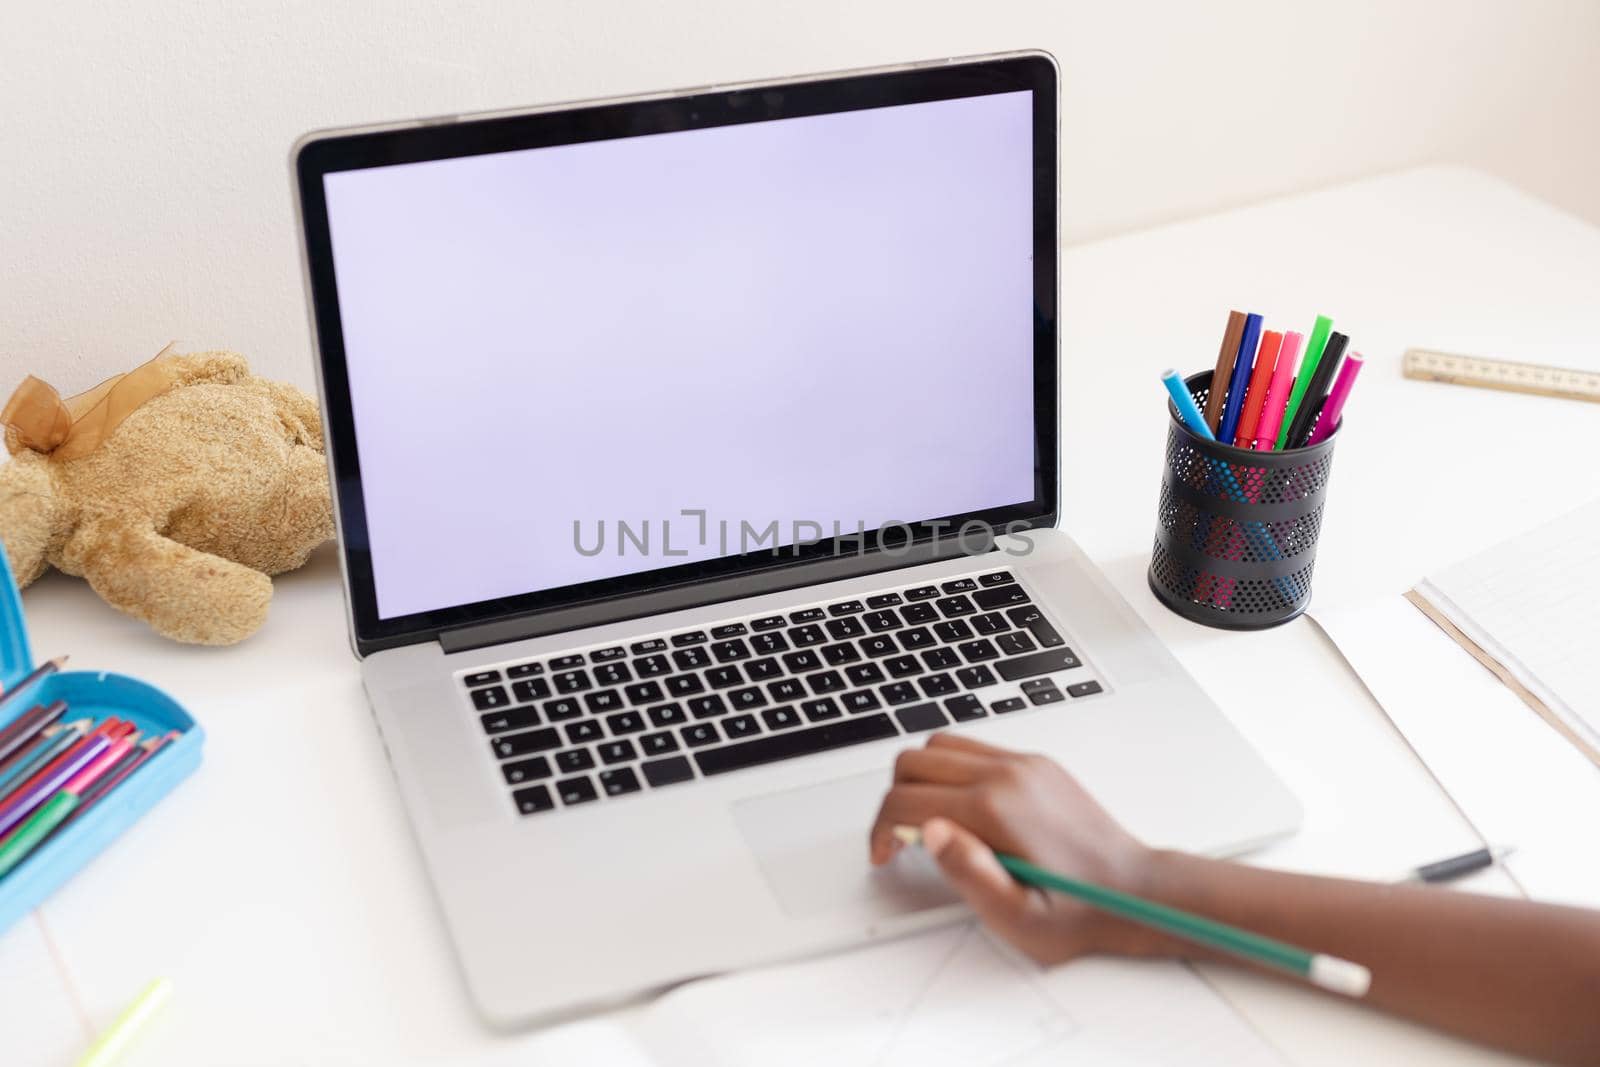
1406 845 1515 885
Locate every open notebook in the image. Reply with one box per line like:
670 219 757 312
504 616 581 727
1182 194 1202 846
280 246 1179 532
494 923 1285 1066
1408 500 1600 767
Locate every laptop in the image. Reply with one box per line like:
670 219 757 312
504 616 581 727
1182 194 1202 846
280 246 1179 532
291 51 1300 1027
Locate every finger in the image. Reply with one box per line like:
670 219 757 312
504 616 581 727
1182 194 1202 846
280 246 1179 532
925 732 1023 759
868 784 970 865
892 745 991 786
920 817 1040 941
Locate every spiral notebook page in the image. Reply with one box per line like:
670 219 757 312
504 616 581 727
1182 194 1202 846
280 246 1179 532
1413 499 1600 762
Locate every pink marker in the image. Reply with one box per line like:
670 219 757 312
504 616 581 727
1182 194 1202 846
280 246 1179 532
1306 352 1365 445
1252 330 1302 450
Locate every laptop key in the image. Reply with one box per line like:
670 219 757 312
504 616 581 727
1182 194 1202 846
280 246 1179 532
974 585 1031 610
666 674 705 697
881 682 919 705
944 694 986 722
688 695 728 719
825 617 865 640
992 697 1026 714
594 662 631 687
711 639 751 663
791 624 826 647
842 689 881 714
828 600 865 616
918 673 958 698
606 711 646 735
512 677 551 703
492 727 561 759
822 641 861 666
672 647 711 670
636 654 671 677
513 784 555 815
863 610 902 633
553 670 592 694
642 755 695 786
996 649 1081 681
641 730 680 755
846 662 886 686
507 662 544 678
995 631 1037 656
972 612 1009 635
940 578 977 593
543 697 582 721
978 570 1016 587
956 665 998 689
724 714 761 738
599 767 642 796
884 656 922 679
746 656 782 680
1028 686 1065 706
767 678 806 702
782 649 822 673
584 689 622 714
471 686 510 711
565 720 603 745
551 654 585 670
625 681 665 705
904 586 939 601
895 703 949 733
866 593 904 609
598 740 637 764
695 714 898 776
671 630 708 647
631 638 667 655
750 615 786 632
1068 680 1104 698
557 776 599 806
481 707 539 735
958 639 999 663
590 646 626 663
762 705 803 730
902 603 937 624
934 620 974 642
935 595 976 618
711 623 749 639
729 686 766 710
921 648 960 670
555 748 596 772
860 635 896 658
802 698 842 722
682 722 720 747
705 666 743 689
502 755 553 784
789 608 825 624
647 702 688 727
751 632 789 655
1006 606 1065 648
464 670 501 686
897 627 935 650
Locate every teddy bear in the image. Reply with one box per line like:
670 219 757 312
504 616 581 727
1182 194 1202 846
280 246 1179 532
0 348 333 645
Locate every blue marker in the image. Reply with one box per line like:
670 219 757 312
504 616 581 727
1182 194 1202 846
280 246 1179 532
1161 369 1215 440
1215 312 1261 445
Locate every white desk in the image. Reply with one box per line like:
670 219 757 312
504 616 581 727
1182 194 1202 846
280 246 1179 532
11 166 1597 1066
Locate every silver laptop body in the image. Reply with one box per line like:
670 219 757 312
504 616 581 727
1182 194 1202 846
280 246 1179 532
291 51 1301 1028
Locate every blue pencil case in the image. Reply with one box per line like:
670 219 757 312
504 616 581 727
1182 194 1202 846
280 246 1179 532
0 545 203 935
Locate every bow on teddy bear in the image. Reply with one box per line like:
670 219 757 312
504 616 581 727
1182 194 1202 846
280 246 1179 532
0 348 333 645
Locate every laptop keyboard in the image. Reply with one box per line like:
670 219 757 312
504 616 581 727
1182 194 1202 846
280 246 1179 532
457 570 1106 816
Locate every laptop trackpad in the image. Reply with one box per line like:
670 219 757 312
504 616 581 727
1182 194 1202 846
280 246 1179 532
732 771 961 919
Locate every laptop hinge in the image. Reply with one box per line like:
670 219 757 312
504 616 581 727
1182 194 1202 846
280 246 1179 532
437 538 990 655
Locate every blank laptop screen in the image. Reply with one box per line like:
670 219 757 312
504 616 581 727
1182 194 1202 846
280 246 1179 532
322 89 1038 621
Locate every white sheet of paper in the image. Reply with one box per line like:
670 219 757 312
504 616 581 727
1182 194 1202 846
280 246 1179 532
1313 597 1600 908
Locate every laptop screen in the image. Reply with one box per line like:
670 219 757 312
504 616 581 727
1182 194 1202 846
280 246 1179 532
299 55 1058 648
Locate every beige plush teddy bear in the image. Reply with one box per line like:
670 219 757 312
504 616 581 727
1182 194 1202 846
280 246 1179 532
0 349 333 644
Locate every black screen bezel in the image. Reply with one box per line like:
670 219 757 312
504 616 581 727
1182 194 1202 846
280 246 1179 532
295 53 1059 654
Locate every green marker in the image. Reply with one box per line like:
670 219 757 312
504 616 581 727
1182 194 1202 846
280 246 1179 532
894 825 1371 997
1277 314 1333 449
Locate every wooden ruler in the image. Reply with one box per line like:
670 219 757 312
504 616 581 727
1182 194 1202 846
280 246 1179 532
1402 347 1600 403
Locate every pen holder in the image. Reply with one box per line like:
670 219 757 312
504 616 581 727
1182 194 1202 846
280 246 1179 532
1148 370 1339 629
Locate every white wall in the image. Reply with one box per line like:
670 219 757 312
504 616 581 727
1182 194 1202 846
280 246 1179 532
5 0 1599 391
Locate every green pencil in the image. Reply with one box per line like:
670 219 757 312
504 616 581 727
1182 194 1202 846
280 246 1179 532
1276 314 1333 449
894 825 1371 997
0 790 77 878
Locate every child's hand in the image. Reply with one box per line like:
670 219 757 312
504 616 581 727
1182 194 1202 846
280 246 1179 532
869 732 1162 964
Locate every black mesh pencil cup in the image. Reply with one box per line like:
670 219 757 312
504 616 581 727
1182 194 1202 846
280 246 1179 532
1148 371 1339 629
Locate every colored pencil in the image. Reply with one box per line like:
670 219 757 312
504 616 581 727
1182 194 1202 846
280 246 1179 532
0 657 67 720
1203 310 1248 431
0 736 135 878
0 699 68 765
0 732 109 838
0 720 88 800
52 732 171 836
1276 315 1333 449
894 825 1370 997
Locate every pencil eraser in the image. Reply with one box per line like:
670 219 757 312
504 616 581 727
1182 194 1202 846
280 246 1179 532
892 825 923 847
1310 955 1372 998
